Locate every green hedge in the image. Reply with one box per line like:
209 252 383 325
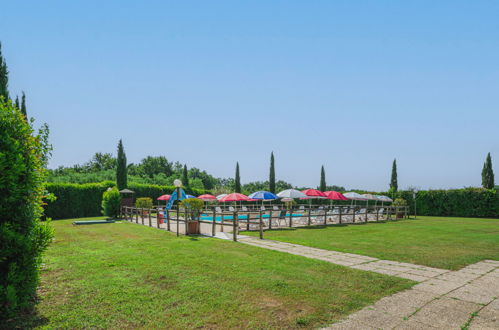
397 188 499 218
44 181 207 219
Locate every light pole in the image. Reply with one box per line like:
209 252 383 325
174 179 182 236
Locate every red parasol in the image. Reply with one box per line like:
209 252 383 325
197 194 217 201
324 191 348 201
219 193 250 202
157 194 171 201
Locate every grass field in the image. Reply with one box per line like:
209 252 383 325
246 216 499 270
11 217 413 329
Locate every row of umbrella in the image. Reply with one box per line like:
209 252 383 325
157 189 393 203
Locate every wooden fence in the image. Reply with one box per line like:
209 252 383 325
121 205 410 242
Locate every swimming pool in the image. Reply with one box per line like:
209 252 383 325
199 213 303 222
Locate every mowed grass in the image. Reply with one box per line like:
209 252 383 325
246 216 499 270
14 217 414 329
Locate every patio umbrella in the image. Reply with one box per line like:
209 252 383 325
343 192 368 206
277 189 307 199
249 191 278 208
157 194 171 201
301 189 327 198
216 194 228 200
376 195 393 206
157 194 171 207
219 193 250 202
324 191 348 201
186 194 196 199
324 191 348 207
361 193 378 211
198 194 217 201
248 191 278 200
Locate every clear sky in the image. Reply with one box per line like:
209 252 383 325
2 0 498 191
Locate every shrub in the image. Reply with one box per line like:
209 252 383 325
135 197 153 209
392 198 407 207
0 100 54 319
180 198 205 220
101 187 122 218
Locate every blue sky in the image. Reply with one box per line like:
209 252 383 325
2 0 498 191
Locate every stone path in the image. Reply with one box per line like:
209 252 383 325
237 237 499 329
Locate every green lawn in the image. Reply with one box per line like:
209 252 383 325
247 216 499 270
11 217 413 329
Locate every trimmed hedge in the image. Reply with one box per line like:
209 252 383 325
397 188 499 218
45 181 207 219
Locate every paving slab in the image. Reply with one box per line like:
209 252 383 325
447 284 496 304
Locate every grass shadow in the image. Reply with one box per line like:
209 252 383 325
3 305 49 329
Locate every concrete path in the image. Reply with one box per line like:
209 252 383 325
237 237 499 329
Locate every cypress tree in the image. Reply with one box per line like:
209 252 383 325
0 42 10 102
116 139 127 190
21 91 27 118
14 95 19 109
320 165 326 191
269 152 276 193
482 153 495 189
390 159 398 192
182 164 189 187
235 162 241 193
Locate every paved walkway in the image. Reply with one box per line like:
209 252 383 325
237 237 499 329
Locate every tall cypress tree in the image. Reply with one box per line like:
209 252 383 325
14 95 19 109
390 159 398 192
235 162 241 193
21 91 27 118
482 153 495 189
269 152 275 193
0 42 10 102
182 164 189 187
320 165 326 191
116 139 127 190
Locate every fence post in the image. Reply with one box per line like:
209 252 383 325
289 208 293 227
405 206 408 219
376 206 379 222
352 207 356 223
339 206 342 224
232 211 237 242
185 208 189 235
324 208 328 225
212 209 216 236
308 205 311 226
148 210 152 227
259 210 263 239
246 212 250 231
176 207 179 237
166 209 170 231
268 210 272 230
135 208 139 223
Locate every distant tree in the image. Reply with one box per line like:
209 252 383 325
89 152 116 171
235 162 241 193
14 95 19 109
21 91 27 118
269 152 276 193
320 165 326 191
390 159 398 192
182 164 189 187
325 185 346 192
482 153 495 189
0 42 10 101
140 156 173 178
116 139 127 190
